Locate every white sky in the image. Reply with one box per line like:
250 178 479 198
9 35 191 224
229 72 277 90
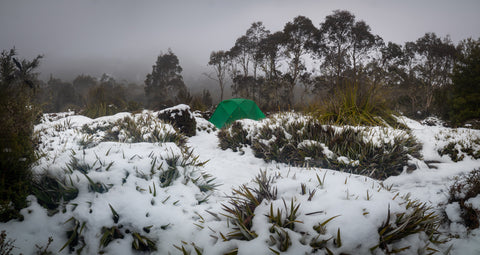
1 0 479 83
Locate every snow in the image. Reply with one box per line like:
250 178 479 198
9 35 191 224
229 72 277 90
1 111 480 254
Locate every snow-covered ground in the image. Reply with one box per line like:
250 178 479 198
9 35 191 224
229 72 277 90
1 109 480 254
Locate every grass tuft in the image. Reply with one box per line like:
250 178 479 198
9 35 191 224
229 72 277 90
31 174 78 214
372 201 443 254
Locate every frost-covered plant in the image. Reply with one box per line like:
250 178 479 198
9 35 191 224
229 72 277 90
35 237 54 255
218 114 422 179
221 171 277 241
84 173 110 193
60 217 86 253
174 241 203 255
438 139 480 162
158 148 214 193
66 155 94 174
218 121 250 152
0 230 15 255
131 232 156 252
372 198 443 254
448 169 480 229
104 115 186 146
31 174 78 214
99 226 124 249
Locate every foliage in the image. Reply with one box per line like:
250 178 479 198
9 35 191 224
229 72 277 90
104 115 187 146
448 38 480 126
218 121 251 152
448 169 480 229
438 139 480 162
158 105 197 137
0 48 42 221
144 49 187 109
313 81 400 127
59 217 86 253
0 230 15 255
35 237 54 255
218 114 422 180
82 102 120 119
221 171 277 241
372 199 443 254
207 51 229 101
31 174 79 214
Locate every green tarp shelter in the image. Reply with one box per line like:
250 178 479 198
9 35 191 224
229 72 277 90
209 98 266 129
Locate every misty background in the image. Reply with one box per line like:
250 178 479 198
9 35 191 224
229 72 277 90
1 0 479 89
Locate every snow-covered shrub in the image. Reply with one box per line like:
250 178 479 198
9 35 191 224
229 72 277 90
447 169 480 229
218 121 251 152
104 114 186 146
182 170 444 255
218 113 422 179
193 110 216 133
158 104 196 137
438 140 480 162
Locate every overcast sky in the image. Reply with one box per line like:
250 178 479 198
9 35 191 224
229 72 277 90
1 0 479 84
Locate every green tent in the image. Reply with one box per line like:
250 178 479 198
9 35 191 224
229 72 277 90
209 98 266 128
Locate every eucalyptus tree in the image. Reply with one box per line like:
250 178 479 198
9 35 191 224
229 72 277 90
228 22 270 100
281 15 318 104
207 50 229 101
449 38 480 124
246 21 270 79
318 10 379 85
144 49 186 109
412 33 458 113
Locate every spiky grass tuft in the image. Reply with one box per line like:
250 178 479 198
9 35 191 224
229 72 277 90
372 199 444 254
312 81 400 127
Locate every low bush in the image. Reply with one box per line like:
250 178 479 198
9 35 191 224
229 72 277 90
104 115 186 147
218 121 250 152
438 140 480 162
158 104 197 137
448 169 480 229
218 114 422 180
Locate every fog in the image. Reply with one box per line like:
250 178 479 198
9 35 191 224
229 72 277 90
1 0 479 85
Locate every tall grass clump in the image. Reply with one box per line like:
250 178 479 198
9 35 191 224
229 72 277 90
0 49 42 221
313 81 400 128
82 103 121 119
